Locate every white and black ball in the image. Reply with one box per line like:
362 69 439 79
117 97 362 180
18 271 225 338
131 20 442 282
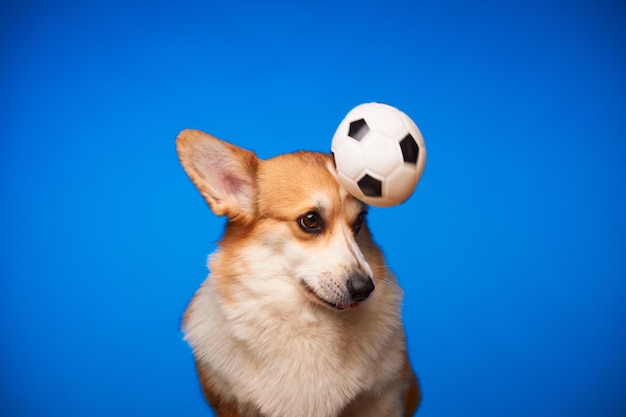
331 102 426 207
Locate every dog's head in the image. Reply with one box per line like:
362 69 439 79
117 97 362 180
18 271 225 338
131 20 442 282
177 129 385 311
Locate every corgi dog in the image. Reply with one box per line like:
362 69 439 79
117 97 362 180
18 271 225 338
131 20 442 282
177 129 420 417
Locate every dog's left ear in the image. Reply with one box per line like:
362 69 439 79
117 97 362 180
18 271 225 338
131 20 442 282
176 129 258 224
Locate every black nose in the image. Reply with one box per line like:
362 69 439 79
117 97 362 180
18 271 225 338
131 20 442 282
346 273 375 302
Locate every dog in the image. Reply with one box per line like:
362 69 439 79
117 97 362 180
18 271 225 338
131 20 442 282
177 128 421 417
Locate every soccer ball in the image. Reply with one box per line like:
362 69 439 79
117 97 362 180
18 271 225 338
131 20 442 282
331 102 426 207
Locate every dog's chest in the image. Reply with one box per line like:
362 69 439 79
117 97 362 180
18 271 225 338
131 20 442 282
185 280 399 417
232 324 369 416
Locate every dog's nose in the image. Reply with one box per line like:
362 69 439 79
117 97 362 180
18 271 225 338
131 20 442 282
346 273 375 302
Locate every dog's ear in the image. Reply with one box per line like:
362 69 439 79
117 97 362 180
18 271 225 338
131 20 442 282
176 129 258 223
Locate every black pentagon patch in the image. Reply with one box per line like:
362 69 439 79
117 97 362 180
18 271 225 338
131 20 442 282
358 174 382 197
348 119 369 141
400 134 419 164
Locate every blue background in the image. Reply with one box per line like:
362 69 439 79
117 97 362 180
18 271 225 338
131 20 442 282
1 1 625 416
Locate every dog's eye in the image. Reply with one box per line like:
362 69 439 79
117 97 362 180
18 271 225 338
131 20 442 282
353 211 366 235
299 211 323 233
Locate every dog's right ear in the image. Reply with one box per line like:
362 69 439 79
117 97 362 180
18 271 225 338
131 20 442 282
176 129 258 223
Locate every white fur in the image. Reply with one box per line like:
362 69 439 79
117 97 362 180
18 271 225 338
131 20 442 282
184 227 409 417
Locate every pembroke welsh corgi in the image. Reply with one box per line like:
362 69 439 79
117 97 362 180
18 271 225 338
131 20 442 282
177 128 420 417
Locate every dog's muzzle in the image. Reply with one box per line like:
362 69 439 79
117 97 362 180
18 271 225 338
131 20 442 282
301 272 375 310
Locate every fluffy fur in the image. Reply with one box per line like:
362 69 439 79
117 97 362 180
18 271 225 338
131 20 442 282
177 129 420 417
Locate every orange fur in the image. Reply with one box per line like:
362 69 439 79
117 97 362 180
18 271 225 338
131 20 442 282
403 352 422 417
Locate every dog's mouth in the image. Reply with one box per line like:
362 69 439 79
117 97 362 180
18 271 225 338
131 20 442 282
300 281 360 310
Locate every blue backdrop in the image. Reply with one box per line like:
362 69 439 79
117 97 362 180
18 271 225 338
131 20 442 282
1 1 625 416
